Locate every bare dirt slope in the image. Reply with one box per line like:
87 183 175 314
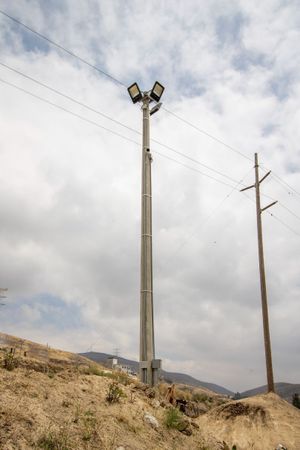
199 392 300 450
1 332 300 450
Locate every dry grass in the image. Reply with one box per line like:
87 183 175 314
1 332 300 450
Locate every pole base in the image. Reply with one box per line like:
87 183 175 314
139 359 162 386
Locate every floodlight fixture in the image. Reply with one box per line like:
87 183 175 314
150 102 162 116
149 81 165 102
127 82 143 104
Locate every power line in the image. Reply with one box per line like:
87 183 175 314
0 10 269 168
153 152 240 189
259 191 300 221
278 203 300 222
0 61 244 186
270 173 300 199
0 77 241 190
2 9 299 197
0 9 126 87
0 77 140 145
242 191 300 237
162 167 254 263
162 107 253 162
268 212 300 237
3 9 299 196
0 61 139 134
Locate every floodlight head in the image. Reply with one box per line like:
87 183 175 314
127 82 143 104
150 81 165 102
150 102 162 116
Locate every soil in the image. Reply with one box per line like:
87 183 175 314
1 332 300 450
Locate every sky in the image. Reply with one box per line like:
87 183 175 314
0 0 299 392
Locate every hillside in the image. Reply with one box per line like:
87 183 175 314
199 392 300 449
1 332 300 449
80 351 233 396
241 382 300 403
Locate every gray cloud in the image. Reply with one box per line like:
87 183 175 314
0 0 299 392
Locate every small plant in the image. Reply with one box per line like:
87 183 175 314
106 382 126 403
114 371 131 386
82 410 97 441
82 365 115 378
37 429 70 450
84 365 103 376
73 402 82 424
164 407 184 429
192 392 209 403
2 348 19 371
117 414 140 433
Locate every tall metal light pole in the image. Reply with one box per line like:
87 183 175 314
128 81 164 386
241 153 277 392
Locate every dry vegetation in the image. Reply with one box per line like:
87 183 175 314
0 332 300 450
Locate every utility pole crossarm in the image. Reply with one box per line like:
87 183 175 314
240 184 255 192
261 201 278 213
259 170 271 184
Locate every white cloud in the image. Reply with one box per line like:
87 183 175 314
0 0 299 392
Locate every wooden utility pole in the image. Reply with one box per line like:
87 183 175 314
241 153 277 392
0 288 7 306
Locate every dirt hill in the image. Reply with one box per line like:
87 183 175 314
1 332 300 450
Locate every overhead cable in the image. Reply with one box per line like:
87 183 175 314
1 9 299 198
0 9 126 87
0 77 240 190
0 61 243 186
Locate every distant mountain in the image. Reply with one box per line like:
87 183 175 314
160 370 233 396
80 351 234 396
241 382 300 403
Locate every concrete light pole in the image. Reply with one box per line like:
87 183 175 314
128 81 164 386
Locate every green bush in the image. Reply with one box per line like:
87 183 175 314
113 371 131 386
164 407 183 429
82 410 97 441
2 348 19 371
106 382 126 403
192 392 209 403
83 365 105 376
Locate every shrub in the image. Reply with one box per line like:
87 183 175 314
164 407 183 429
2 348 19 371
82 410 97 441
37 429 70 450
106 382 126 403
113 371 131 386
83 365 104 376
192 392 209 403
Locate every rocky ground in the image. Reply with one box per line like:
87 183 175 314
0 333 299 450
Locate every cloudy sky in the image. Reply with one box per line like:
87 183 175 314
0 0 299 392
